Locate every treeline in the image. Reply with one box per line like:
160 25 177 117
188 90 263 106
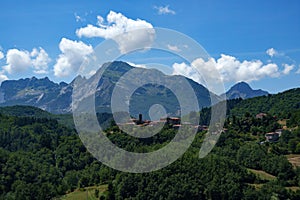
0 114 116 200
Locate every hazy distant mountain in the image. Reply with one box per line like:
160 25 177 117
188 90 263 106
0 61 217 118
224 82 269 100
0 77 72 113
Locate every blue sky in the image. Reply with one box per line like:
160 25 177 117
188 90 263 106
0 0 299 94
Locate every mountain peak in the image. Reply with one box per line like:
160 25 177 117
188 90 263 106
103 61 133 72
224 82 269 100
230 81 252 91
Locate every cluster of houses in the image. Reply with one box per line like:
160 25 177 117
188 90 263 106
118 114 209 132
117 112 284 142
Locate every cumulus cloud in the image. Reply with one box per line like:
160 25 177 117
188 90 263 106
76 11 154 53
172 54 282 91
154 5 176 15
3 49 32 74
54 38 93 77
31 48 51 74
266 48 278 57
96 16 104 26
0 51 4 60
282 64 294 75
2 48 50 75
172 62 203 83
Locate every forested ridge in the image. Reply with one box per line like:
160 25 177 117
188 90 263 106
229 88 300 118
0 87 300 199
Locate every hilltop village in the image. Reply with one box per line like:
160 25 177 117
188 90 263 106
117 113 283 143
117 114 209 132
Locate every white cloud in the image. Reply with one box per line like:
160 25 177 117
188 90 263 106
0 70 8 83
155 5 176 15
2 47 50 75
282 64 294 75
167 44 181 52
76 11 154 54
172 54 282 92
54 38 93 77
0 51 4 60
97 16 104 26
266 48 278 57
3 49 32 74
172 62 203 83
31 47 51 74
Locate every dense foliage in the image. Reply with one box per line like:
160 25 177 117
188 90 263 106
106 112 300 200
230 88 300 118
0 87 299 199
0 114 116 200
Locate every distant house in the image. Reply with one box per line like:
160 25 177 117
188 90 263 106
265 132 280 142
256 113 267 119
160 117 181 125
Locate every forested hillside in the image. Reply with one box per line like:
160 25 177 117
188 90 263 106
0 87 300 199
230 88 300 118
0 114 116 200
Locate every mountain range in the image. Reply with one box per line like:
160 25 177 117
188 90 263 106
0 61 268 117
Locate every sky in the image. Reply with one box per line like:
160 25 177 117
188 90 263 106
0 0 299 94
